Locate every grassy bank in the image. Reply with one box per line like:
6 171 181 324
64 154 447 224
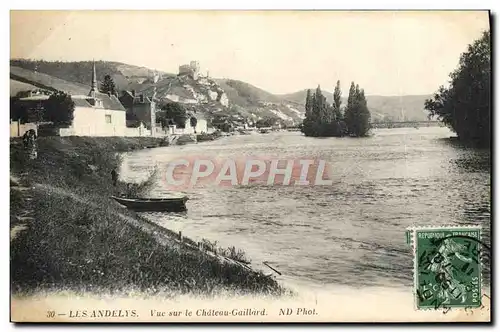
196 131 223 142
10 136 286 297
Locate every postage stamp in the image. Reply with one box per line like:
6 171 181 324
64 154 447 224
408 226 483 310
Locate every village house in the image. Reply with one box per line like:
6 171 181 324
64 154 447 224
187 112 208 134
14 62 127 137
119 90 154 126
118 89 170 137
211 114 238 132
165 112 208 135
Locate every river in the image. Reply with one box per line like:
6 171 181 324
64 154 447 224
120 127 491 293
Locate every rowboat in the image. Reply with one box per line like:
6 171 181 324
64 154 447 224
111 196 189 212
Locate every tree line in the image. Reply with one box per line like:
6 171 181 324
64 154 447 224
424 30 490 147
11 74 117 126
301 81 371 137
10 92 75 126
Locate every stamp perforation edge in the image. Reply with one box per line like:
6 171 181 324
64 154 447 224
406 224 484 311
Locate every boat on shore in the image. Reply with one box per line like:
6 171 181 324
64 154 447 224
111 195 189 212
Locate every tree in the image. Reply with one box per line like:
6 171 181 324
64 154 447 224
100 74 117 95
301 85 344 138
305 89 313 118
344 82 357 135
356 88 371 136
159 102 187 128
333 80 342 120
301 88 320 136
313 85 328 122
29 102 46 124
45 91 75 126
424 30 490 146
10 97 28 122
344 82 371 137
190 116 198 132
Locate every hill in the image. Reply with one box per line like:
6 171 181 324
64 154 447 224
278 89 432 122
10 59 176 93
10 66 91 95
214 79 281 107
278 89 334 105
10 79 38 96
10 59 432 123
365 95 433 122
9 60 306 124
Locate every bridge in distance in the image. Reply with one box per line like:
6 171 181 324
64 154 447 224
285 121 443 131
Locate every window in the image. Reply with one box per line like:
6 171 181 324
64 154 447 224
105 115 112 124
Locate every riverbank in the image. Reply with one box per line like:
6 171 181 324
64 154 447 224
10 136 286 297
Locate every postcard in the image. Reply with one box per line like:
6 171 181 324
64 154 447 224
10 10 491 323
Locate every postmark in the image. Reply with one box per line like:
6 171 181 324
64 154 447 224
407 226 483 310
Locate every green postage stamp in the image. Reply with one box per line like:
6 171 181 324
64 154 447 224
407 226 483 310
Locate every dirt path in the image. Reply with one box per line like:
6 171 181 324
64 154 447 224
10 174 34 242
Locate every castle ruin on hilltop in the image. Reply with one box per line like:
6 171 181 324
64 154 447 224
178 61 200 80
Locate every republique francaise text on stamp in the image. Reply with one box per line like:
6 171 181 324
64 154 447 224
407 226 482 310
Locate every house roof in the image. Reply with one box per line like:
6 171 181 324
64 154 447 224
11 66 126 111
73 98 92 107
10 79 39 96
123 91 152 104
94 92 126 111
19 95 50 101
19 93 126 111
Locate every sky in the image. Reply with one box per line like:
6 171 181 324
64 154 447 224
10 10 490 96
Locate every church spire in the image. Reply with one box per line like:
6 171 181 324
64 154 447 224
90 59 97 98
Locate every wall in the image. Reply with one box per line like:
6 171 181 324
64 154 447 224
129 103 151 125
170 119 208 134
123 123 170 137
61 107 127 137
195 119 208 133
167 124 192 135
59 128 75 136
153 127 168 137
10 120 38 137
178 64 192 75
178 62 200 80
124 126 152 137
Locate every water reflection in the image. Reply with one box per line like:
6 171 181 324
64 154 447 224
451 156 491 173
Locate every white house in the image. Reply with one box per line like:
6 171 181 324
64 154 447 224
60 93 127 136
167 113 209 135
191 113 208 134
18 62 127 137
